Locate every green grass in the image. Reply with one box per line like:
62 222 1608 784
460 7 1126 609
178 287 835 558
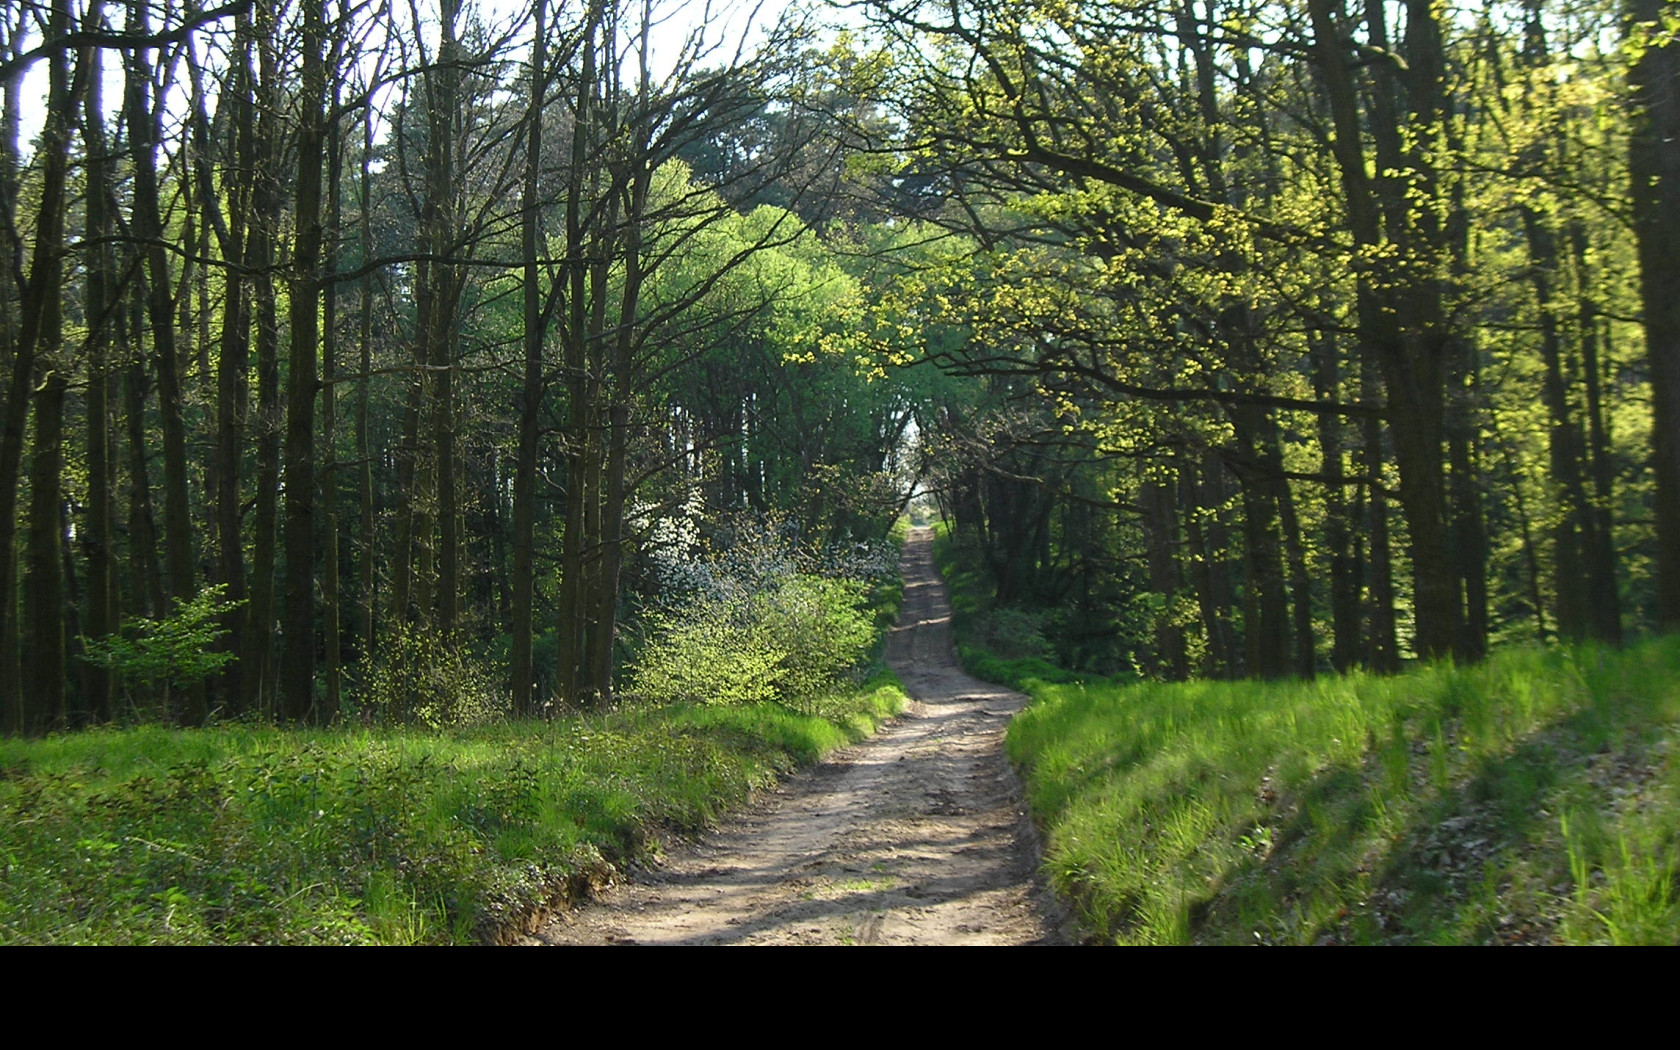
1002 639 1680 944
0 674 907 945
0 538 914 946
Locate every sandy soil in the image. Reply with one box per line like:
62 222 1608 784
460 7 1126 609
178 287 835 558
528 527 1067 945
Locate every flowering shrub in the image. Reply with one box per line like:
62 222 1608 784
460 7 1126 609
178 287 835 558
627 574 876 707
628 518 890 706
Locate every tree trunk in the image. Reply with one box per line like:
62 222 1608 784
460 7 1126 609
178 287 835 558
243 14 283 715
2 0 76 731
1626 0 1680 629
281 0 327 721
513 0 547 716
213 16 255 711
83 18 118 723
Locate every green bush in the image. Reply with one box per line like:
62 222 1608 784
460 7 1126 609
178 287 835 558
81 584 243 689
354 625 508 728
629 574 876 706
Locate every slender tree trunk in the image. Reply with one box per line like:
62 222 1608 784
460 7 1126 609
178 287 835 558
25 370 68 730
357 104 376 665
513 0 547 716
124 323 167 624
213 18 255 711
123 4 196 614
557 5 600 705
320 73 344 721
1141 473 1189 680
1312 328 1362 673
0 12 24 727
427 0 461 636
1524 207 1596 641
83 20 117 723
243 16 283 714
281 0 327 721
1570 223 1623 644
1361 351 1399 672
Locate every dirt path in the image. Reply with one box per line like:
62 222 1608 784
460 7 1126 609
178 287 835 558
528 527 1067 945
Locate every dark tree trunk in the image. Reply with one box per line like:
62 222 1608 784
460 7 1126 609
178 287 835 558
1626 0 1680 629
3 0 77 731
281 0 327 721
242 14 283 714
82 18 118 723
513 0 547 716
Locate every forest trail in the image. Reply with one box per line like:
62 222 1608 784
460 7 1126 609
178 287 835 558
528 527 1066 945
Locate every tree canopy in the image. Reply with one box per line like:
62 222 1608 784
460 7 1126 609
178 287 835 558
0 0 1674 730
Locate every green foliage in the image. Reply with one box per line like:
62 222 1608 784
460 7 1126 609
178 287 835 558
354 625 508 729
81 585 244 688
629 574 877 707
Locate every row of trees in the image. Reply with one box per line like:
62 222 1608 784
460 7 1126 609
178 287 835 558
0 0 928 732
853 0 1680 678
5 0 1678 728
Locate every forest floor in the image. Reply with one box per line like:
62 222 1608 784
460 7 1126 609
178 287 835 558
528 528 1069 945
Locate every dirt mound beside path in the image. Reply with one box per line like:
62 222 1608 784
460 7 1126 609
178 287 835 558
528 527 1068 945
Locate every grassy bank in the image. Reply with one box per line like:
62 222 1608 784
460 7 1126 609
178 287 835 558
1006 642 1680 945
932 521 1680 944
1 562 911 946
0 677 906 945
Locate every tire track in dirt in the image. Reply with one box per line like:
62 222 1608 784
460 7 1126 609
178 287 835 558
528 527 1067 945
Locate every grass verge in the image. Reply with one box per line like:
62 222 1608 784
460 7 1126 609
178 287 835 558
0 675 906 945
931 519 1680 945
1005 640 1680 945
0 570 911 946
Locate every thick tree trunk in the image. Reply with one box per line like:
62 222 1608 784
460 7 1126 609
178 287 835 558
1311 0 1456 661
1626 0 1680 629
3 1 76 731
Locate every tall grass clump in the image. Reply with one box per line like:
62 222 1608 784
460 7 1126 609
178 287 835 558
1003 635 1680 945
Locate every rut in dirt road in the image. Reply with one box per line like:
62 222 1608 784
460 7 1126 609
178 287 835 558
529 527 1067 945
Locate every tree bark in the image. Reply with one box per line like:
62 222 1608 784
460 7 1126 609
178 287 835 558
513 0 547 716
281 0 327 721
1626 0 1680 629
